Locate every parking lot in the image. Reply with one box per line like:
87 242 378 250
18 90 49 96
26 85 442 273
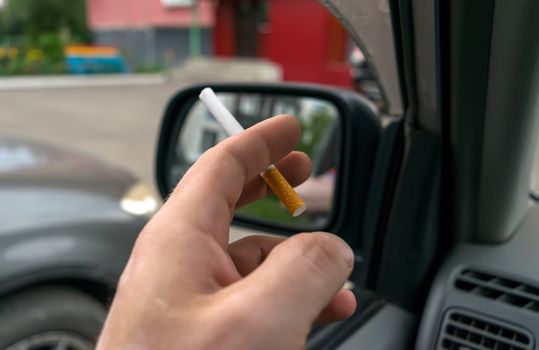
0 81 182 190
0 59 283 193
2 72 539 197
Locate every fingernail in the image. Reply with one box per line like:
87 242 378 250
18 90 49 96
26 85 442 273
336 239 354 268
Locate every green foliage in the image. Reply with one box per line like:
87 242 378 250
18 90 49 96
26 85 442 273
0 0 91 75
2 0 91 43
296 107 336 157
36 32 65 63
236 196 311 226
0 40 67 76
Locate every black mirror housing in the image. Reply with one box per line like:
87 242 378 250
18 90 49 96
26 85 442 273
155 82 380 248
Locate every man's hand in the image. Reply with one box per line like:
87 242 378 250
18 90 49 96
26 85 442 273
97 115 356 349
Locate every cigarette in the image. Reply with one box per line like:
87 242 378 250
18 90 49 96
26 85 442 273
199 87 306 217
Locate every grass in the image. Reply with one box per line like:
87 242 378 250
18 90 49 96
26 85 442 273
236 195 312 226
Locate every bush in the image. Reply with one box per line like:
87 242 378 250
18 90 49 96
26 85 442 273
36 32 65 63
0 33 67 75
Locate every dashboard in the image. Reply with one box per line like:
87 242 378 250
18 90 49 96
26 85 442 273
416 205 539 349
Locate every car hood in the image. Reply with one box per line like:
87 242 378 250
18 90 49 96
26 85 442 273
0 137 136 198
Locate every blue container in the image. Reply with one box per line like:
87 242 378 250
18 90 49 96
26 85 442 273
66 55 128 75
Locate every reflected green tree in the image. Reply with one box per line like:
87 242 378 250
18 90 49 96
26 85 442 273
297 106 336 157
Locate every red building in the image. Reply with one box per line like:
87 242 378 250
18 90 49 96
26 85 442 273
213 0 352 87
87 0 351 87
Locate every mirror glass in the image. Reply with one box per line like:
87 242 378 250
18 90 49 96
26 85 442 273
169 92 341 230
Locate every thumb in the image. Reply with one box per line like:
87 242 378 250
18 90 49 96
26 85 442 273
232 232 355 326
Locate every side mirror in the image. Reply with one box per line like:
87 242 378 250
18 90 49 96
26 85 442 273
156 83 380 243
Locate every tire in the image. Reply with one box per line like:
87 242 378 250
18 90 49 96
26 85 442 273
0 286 107 350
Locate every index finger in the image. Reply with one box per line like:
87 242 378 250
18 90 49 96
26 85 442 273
164 114 301 247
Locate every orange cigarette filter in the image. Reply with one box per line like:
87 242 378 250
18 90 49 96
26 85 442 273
261 165 306 217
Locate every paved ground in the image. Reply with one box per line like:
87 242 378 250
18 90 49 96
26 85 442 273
0 82 181 190
0 58 282 194
1 59 538 198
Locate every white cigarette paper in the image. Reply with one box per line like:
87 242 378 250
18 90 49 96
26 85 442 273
199 88 244 136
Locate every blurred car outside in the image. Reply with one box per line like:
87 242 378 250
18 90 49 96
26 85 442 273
0 137 157 350
0 52 284 350
348 47 383 108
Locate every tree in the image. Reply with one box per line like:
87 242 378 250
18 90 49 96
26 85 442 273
1 0 91 43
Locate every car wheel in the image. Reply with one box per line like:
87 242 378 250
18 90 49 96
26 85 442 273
0 286 107 350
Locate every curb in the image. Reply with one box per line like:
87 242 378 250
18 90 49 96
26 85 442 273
0 74 167 91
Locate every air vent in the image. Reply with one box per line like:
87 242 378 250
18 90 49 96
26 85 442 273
455 269 539 314
438 309 533 350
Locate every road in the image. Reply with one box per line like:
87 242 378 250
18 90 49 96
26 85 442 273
1 73 538 198
0 82 183 190
0 59 282 194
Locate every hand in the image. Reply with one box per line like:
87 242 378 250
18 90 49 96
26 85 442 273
97 115 356 349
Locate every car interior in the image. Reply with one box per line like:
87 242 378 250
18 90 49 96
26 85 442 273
155 0 539 349
2 0 539 348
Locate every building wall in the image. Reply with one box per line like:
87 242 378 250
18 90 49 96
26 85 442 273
87 0 214 67
155 27 212 64
264 0 350 87
94 28 212 68
87 0 215 29
213 0 351 88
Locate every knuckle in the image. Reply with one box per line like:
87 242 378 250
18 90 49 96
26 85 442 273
235 234 265 246
228 243 253 267
286 233 350 277
205 297 259 340
240 130 271 167
243 234 274 248
217 143 244 171
229 235 275 264
229 235 265 256
219 133 269 176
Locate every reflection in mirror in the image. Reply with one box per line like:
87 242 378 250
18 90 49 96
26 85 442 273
170 92 341 230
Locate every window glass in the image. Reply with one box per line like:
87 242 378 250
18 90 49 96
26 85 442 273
0 1 387 344
0 0 385 220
